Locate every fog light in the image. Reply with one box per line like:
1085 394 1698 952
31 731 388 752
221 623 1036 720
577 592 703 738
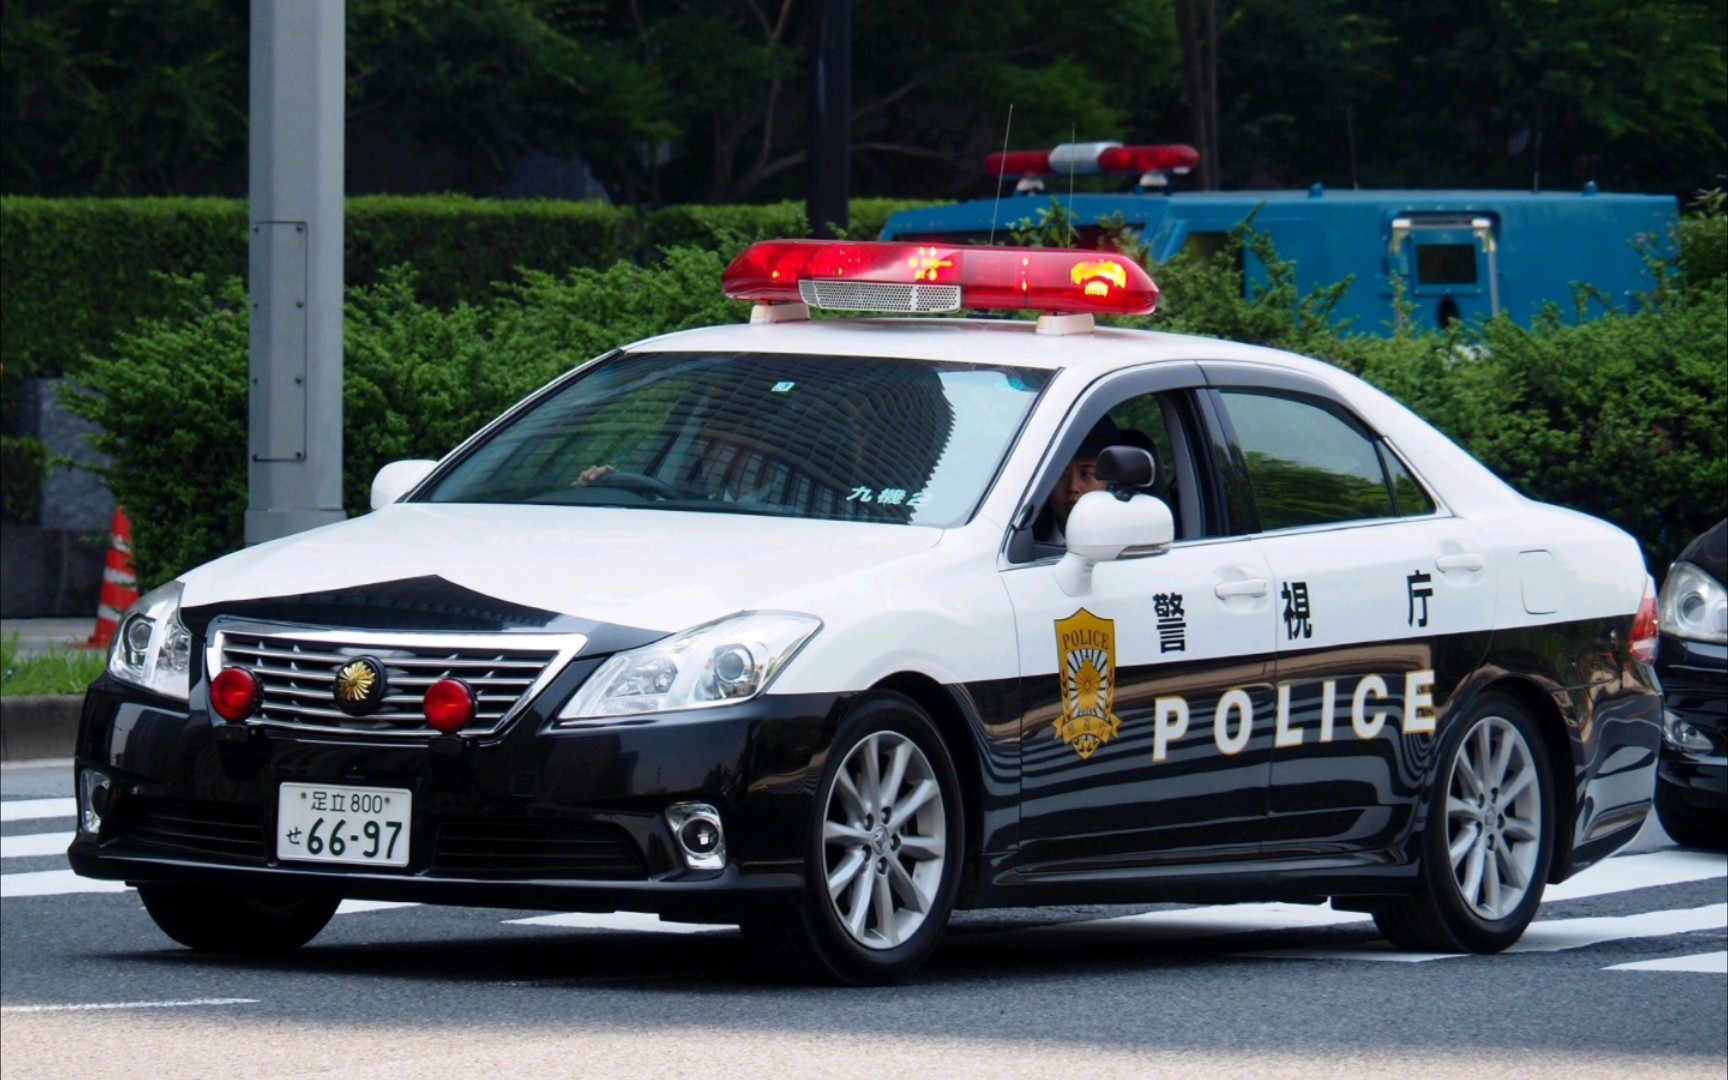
665 803 725 871
79 769 110 836
210 667 261 723
1663 710 1713 753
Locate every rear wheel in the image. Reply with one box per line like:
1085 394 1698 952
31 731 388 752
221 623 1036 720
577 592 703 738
138 884 339 953
745 692 964 985
1374 692 1554 953
1655 780 1726 850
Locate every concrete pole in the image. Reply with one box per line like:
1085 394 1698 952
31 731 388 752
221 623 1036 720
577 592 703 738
806 0 851 239
246 0 346 544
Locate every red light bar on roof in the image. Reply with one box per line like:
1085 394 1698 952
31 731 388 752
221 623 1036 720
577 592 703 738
721 240 1158 316
985 141 1199 177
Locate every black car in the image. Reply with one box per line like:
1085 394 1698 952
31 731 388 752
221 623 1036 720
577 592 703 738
1654 518 1727 849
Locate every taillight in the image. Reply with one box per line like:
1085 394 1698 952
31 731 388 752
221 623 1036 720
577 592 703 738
424 678 477 733
210 668 262 723
1630 577 1659 663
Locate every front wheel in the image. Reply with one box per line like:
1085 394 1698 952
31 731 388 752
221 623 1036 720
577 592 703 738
138 884 339 953
745 692 964 985
1374 691 1554 953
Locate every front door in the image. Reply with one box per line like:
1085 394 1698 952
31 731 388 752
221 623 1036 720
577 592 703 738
1002 373 1281 872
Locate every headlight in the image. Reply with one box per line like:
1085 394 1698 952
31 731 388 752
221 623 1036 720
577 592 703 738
106 581 192 700
1658 561 1728 645
559 611 821 721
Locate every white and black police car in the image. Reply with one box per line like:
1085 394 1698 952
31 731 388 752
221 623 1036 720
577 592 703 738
70 240 1662 984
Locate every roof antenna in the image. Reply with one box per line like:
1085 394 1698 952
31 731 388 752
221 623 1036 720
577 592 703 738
1066 123 1078 247
987 103 1015 246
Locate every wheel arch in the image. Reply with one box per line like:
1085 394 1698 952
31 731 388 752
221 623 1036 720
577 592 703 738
870 671 988 901
1475 674 1580 884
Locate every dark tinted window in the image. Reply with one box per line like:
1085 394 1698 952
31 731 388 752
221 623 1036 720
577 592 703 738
1218 391 1394 529
1416 243 1478 285
1381 444 1436 516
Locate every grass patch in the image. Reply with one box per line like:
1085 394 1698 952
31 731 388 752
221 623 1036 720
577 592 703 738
1 634 106 697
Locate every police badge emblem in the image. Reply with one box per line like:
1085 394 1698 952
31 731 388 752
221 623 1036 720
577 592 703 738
333 656 388 716
1053 609 1122 759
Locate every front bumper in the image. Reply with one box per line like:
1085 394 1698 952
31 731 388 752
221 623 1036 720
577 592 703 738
69 675 846 919
1655 635 1728 809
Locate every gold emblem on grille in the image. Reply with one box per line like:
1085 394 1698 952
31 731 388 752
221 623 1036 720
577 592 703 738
336 660 377 703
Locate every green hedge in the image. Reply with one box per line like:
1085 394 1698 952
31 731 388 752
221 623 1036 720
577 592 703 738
0 435 48 525
57 197 1728 585
0 196 641 397
1 195 943 404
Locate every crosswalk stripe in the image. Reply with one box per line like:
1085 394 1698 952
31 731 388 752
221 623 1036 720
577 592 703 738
335 900 420 915
1 999 257 1014
0 870 130 899
1250 903 1728 963
1605 950 1728 974
503 911 730 935
0 799 76 823
1 831 71 859
1542 848 1727 901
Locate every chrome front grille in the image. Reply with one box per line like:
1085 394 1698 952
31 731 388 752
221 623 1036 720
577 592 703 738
209 622 584 736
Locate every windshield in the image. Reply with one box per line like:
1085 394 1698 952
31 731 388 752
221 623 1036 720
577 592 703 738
421 351 1052 527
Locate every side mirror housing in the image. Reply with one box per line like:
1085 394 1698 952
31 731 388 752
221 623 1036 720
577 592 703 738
370 460 437 511
1055 490 1175 596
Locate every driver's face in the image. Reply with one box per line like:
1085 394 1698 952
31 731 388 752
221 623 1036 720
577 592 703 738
1054 456 1104 524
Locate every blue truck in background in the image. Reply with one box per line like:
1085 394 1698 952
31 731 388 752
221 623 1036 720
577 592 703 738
879 144 1678 333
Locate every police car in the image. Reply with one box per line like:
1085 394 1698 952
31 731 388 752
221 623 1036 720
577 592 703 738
69 240 1662 985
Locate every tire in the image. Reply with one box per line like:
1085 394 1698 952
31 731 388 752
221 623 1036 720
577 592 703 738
1374 691 1555 953
138 884 339 953
744 691 965 985
1655 780 1726 850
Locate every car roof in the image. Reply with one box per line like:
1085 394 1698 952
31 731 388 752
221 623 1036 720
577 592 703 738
623 315 1524 519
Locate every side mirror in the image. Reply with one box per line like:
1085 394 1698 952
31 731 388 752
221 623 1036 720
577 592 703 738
370 460 437 511
1054 489 1174 596
1094 445 1158 494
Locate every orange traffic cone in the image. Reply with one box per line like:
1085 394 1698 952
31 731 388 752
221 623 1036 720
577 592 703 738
88 507 139 649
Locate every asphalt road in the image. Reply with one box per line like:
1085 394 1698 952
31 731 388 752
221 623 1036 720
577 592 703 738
3 759 1724 1080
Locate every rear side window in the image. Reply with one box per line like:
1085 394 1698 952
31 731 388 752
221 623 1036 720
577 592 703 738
1217 390 1395 530
1381 444 1436 516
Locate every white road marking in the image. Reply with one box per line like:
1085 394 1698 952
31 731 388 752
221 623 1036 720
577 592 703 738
335 900 420 915
1050 848 1728 942
0 798 76 823
1 831 71 858
503 911 730 935
1605 950 1728 974
1510 903 1727 953
0 998 258 1014
0 870 130 898
1543 848 1727 901
1252 903 1728 963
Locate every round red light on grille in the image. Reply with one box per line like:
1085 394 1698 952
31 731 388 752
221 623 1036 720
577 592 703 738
423 678 477 733
210 667 261 723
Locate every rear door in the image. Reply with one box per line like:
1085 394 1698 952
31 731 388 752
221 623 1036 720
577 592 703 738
1389 214 1501 330
1203 367 1499 856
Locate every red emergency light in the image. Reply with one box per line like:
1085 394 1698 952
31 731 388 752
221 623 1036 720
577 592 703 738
721 240 1158 316
985 141 1199 178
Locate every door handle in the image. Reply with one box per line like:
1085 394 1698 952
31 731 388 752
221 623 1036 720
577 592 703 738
1436 553 1485 572
1215 578 1269 598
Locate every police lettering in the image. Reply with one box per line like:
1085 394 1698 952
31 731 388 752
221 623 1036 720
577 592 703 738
1149 669 1438 765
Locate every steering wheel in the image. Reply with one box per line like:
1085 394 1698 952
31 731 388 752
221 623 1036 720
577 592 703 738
587 470 683 500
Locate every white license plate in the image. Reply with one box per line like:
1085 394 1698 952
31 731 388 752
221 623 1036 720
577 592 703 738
277 783 412 868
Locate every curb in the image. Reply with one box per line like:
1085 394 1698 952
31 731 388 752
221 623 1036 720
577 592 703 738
0 695 82 763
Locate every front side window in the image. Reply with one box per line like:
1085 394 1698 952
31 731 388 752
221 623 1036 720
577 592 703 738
1217 390 1396 530
422 351 1051 527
